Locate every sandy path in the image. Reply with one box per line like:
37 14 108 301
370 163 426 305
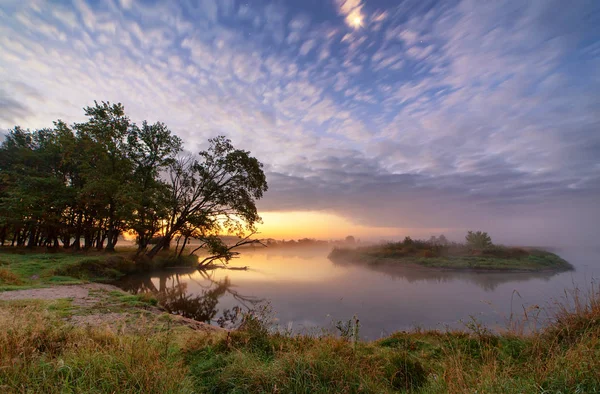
0 283 121 306
0 283 223 332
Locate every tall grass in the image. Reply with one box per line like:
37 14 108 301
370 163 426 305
0 304 194 393
1 283 598 393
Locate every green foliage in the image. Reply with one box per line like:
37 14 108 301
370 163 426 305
55 256 135 280
466 230 493 249
0 101 267 268
146 136 268 262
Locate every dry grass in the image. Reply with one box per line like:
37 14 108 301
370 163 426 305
1 283 598 393
0 268 23 285
0 303 194 393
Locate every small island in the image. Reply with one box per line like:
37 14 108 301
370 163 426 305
328 231 573 272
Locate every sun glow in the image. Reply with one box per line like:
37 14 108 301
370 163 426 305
256 211 449 240
350 14 363 29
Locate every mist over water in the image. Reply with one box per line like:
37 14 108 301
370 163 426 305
116 246 599 339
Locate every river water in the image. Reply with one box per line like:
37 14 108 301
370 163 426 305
114 247 599 339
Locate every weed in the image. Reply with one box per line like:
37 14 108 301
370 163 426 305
0 268 23 285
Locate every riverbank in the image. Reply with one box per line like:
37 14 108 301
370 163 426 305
0 248 200 291
0 250 598 392
1 281 598 393
328 243 573 272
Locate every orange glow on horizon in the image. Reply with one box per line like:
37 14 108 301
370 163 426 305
256 211 449 240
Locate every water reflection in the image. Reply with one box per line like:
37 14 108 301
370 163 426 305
331 259 562 292
111 248 596 338
116 269 263 323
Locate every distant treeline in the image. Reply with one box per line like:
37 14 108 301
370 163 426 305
0 101 267 261
261 235 359 248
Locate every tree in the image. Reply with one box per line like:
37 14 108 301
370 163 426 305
145 136 268 262
0 101 269 267
465 231 492 249
437 234 449 246
126 121 182 252
74 101 133 251
345 235 355 244
429 234 449 246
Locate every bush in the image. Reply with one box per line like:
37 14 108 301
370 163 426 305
55 256 135 280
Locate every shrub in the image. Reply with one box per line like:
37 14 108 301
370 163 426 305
55 256 135 280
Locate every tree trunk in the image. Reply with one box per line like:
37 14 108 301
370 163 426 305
62 232 71 249
84 228 93 250
11 228 18 247
146 234 172 258
105 200 116 252
73 213 82 250
26 224 37 248
96 233 106 250
177 236 189 258
17 228 27 247
0 226 6 246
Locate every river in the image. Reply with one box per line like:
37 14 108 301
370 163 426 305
114 246 599 339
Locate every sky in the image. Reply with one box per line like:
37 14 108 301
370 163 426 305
1 0 599 245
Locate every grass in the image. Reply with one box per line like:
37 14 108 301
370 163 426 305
0 248 198 291
0 302 194 393
0 251 134 290
329 242 573 272
1 283 598 393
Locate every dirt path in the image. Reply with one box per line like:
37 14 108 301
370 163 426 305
0 283 223 333
0 283 121 305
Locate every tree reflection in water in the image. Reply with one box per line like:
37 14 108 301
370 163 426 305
115 269 262 324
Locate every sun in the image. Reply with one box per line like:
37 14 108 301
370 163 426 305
350 15 363 29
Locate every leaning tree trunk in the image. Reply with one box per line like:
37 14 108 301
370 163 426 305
146 234 173 259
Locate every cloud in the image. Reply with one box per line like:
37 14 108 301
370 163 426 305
336 0 365 29
0 0 599 245
0 93 30 124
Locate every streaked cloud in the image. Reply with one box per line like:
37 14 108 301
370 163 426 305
337 0 365 29
0 0 599 244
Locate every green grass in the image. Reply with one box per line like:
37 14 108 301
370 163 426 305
1 284 598 393
0 248 203 291
0 250 137 290
329 245 573 272
106 290 159 307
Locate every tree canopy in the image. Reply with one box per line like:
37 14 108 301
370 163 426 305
0 101 268 263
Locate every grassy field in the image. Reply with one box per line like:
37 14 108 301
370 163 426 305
329 243 573 272
0 282 598 393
